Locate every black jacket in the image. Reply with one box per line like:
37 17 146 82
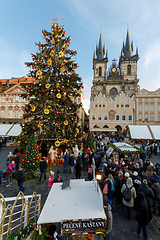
17 170 25 183
40 160 47 172
135 192 149 226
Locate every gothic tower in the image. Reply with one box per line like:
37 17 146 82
91 34 108 100
119 29 140 96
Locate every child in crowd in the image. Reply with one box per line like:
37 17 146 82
2 170 7 183
48 171 54 192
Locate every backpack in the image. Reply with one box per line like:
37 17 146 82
56 175 61 182
123 184 133 202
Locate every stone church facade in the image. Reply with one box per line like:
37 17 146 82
89 29 139 132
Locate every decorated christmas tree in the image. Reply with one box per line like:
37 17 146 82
18 22 83 150
85 131 95 151
22 134 40 172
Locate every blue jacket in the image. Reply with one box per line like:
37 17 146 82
63 154 69 164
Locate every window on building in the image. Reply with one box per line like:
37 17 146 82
9 111 12 118
145 115 148 121
150 105 154 111
125 104 129 108
159 105 160 111
121 104 123 107
145 105 148 111
128 86 130 90
139 114 142 121
1 96 5 102
92 115 96 120
139 105 142 111
99 104 101 107
128 115 132 121
15 111 19 118
158 98 160 103
104 115 107 120
16 96 20 102
95 104 97 107
145 98 148 102
103 104 105 107
99 67 102 77
139 98 142 102
122 115 126 121
9 96 13 102
127 65 131 75
159 115 160 121
142 92 145 95
116 115 120 121
150 98 154 102
1 111 4 118
117 104 119 107
96 69 98 74
98 115 102 120
150 115 154 121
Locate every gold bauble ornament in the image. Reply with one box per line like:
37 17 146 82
45 83 50 89
56 93 61 98
44 108 50 115
31 106 35 112
55 140 60 147
64 120 68 125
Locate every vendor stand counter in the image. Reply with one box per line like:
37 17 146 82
37 179 107 235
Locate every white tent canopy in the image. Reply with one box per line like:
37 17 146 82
128 125 152 139
7 124 22 136
150 126 160 140
0 124 13 136
113 142 139 152
37 179 106 225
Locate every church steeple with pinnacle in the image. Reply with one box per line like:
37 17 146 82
119 27 139 90
91 31 108 100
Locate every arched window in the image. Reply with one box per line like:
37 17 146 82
99 67 102 76
127 65 131 75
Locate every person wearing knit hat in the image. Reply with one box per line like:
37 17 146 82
124 172 130 178
138 178 154 222
133 171 138 177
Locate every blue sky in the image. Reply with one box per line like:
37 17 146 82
0 0 160 112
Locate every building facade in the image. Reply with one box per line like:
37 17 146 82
0 78 34 124
89 29 139 132
134 88 160 125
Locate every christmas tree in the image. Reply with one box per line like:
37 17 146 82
18 22 83 150
85 131 95 151
22 134 40 172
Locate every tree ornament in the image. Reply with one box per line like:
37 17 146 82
45 83 50 89
64 120 68 125
31 106 35 112
56 93 61 98
60 67 65 72
44 108 50 114
51 38 55 44
37 70 42 75
76 128 79 133
55 140 60 147
38 122 41 128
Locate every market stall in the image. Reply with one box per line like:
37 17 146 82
149 126 160 140
110 142 143 162
128 125 152 140
37 178 106 236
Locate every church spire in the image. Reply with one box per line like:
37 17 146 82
96 33 105 60
123 30 133 57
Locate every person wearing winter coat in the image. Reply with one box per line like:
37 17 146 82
69 153 75 174
38 157 47 184
75 162 82 179
151 179 160 215
104 174 116 207
135 192 149 240
138 179 154 222
104 203 113 240
17 167 25 192
121 177 136 220
6 162 13 187
48 171 54 191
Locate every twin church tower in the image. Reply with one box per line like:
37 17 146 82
89 29 140 131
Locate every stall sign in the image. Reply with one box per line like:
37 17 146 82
106 147 113 157
61 218 106 235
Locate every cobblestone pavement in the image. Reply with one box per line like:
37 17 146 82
0 147 160 239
